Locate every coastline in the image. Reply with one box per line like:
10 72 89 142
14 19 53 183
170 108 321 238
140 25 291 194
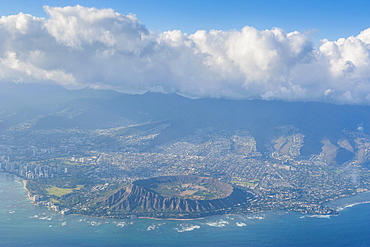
49 191 370 220
22 178 35 202
2 172 370 247
324 191 370 211
0 172 33 203
22 179 29 195
338 200 370 210
138 216 205 221
3 171 370 221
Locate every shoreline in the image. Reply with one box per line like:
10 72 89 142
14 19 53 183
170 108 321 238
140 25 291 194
2 172 370 221
138 216 205 221
324 191 370 211
339 201 370 210
22 179 35 202
0 172 34 203
22 179 29 195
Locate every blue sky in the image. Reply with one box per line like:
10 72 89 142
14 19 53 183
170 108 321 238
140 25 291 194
1 0 370 44
1 1 370 104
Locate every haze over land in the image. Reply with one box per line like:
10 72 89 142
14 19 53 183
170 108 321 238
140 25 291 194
1 5 370 104
1 84 370 218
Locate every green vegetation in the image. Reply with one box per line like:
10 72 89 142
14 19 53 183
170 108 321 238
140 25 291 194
231 180 259 187
76 185 84 190
46 185 83 197
50 198 60 204
147 181 221 200
37 159 94 168
193 190 215 198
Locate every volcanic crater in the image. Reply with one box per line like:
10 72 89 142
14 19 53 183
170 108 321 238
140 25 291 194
104 175 248 218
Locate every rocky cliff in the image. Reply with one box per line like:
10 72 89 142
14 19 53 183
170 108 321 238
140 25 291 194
104 176 248 218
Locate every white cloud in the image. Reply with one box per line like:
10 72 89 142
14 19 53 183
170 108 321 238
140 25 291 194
0 51 76 86
43 5 150 52
1 5 370 104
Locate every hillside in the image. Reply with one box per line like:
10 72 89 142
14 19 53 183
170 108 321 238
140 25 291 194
102 176 249 219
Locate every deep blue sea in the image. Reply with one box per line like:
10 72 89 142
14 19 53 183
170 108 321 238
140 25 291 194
1 172 370 247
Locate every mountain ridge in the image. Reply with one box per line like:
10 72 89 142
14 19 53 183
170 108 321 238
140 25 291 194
1 84 370 165
102 175 249 218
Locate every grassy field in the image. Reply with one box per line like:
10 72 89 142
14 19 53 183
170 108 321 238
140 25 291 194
149 182 221 200
46 185 84 197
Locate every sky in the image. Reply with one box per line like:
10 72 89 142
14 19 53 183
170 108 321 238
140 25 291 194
1 0 370 104
2 0 370 43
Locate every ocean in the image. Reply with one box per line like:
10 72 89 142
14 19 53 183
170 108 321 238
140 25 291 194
1 172 370 247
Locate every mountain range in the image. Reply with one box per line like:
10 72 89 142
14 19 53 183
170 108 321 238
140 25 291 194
1 82 370 165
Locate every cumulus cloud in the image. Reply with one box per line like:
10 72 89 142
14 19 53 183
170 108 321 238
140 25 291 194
1 5 370 104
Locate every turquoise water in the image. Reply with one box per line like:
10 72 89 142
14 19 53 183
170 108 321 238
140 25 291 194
1 172 370 247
